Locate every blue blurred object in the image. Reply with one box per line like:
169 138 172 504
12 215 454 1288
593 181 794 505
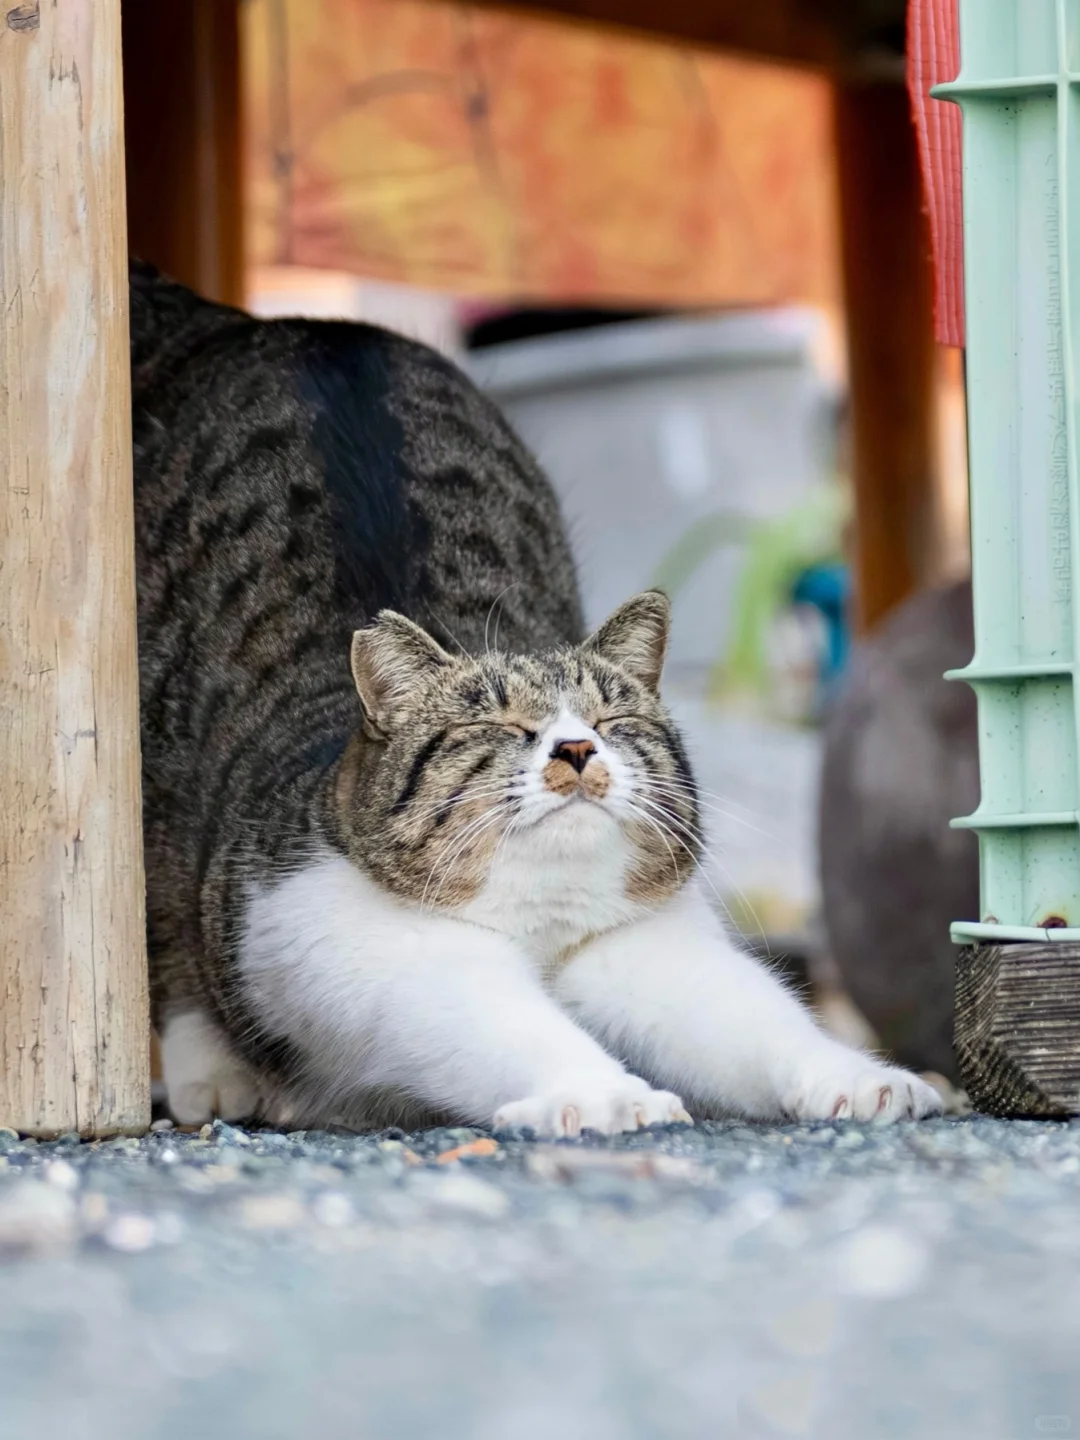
790 561 850 701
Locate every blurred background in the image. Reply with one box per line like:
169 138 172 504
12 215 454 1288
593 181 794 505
123 0 973 1075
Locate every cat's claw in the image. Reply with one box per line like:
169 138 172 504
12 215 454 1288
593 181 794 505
783 1053 942 1124
493 1077 692 1138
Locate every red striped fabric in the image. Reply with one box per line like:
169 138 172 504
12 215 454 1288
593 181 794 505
907 0 964 347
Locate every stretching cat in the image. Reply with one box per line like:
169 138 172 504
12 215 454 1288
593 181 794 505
131 263 940 1135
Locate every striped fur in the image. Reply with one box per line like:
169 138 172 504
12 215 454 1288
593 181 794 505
131 265 698 1098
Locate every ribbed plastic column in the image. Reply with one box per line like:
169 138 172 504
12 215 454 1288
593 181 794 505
936 0 1080 944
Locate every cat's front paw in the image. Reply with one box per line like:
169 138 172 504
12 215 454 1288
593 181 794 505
493 1076 692 1139
783 1050 942 1124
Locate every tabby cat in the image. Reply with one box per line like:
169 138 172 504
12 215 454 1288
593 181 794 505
131 263 940 1134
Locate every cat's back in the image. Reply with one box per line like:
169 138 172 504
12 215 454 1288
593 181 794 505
132 262 587 659
130 264 584 769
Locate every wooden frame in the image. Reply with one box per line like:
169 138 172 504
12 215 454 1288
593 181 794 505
0 0 933 1136
122 0 244 306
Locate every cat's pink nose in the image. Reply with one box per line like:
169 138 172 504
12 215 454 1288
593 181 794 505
552 738 596 774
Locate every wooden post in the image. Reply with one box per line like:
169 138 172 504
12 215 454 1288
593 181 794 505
121 0 243 306
0 0 150 1136
834 78 940 631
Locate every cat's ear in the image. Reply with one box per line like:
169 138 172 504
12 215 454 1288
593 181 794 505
350 612 452 732
583 590 670 694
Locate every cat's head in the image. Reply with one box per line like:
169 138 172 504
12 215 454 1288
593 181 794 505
339 591 701 912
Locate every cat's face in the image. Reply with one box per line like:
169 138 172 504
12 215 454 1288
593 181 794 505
342 592 701 912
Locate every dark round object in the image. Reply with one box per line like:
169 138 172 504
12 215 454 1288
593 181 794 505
818 580 980 1080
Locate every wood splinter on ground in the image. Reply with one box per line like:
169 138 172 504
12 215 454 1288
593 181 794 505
955 944 1080 1118
435 1139 500 1164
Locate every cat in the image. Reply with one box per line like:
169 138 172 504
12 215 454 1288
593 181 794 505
819 579 978 1082
130 262 941 1135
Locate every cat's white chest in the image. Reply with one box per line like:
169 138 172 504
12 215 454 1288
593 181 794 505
460 805 642 971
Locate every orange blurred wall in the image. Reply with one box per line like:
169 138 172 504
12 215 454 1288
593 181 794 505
243 0 841 308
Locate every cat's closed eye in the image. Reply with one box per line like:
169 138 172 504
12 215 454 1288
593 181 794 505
503 723 538 743
594 715 639 734
449 720 537 743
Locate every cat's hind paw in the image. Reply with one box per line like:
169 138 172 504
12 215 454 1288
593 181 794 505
160 1009 263 1125
493 1076 691 1139
783 1051 942 1124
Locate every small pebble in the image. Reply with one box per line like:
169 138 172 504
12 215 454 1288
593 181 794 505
154 1212 185 1246
836 1224 929 1299
150 1118 175 1133
0 1183 77 1252
239 1195 306 1230
103 1214 157 1254
80 1193 109 1228
311 1192 354 1228
836 1130 866 1149
377 1140 422 1165
43 1159 79 1192
526 1147 703 1184
426 1174 510 1220
213 1122 252 1147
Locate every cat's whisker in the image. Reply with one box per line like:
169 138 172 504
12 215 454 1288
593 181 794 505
408 782 525 821
642 777 775 841
420 805 508 912
422 606 471 659
627 794 734 922
706 850 770 952
630 794 705 858
424 813 506 912
631 791 705 849
484 583 519 659
622 799 686 884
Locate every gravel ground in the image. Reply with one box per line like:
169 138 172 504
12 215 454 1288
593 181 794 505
1 1116 1078 1440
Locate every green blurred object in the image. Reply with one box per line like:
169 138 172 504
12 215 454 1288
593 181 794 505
653 483 850 706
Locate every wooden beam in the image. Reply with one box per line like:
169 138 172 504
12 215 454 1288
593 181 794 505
834 79 940 631
443 0 843 67
121 0 243 306
419 0 909 71
0 0 150 1136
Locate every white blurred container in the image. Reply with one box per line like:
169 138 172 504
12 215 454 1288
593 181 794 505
465 309 839 674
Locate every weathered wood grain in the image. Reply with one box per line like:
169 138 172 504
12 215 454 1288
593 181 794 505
0 0 150 1136
955 944 1080 1118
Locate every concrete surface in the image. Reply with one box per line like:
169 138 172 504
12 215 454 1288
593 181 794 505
0 1116 1077 1440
